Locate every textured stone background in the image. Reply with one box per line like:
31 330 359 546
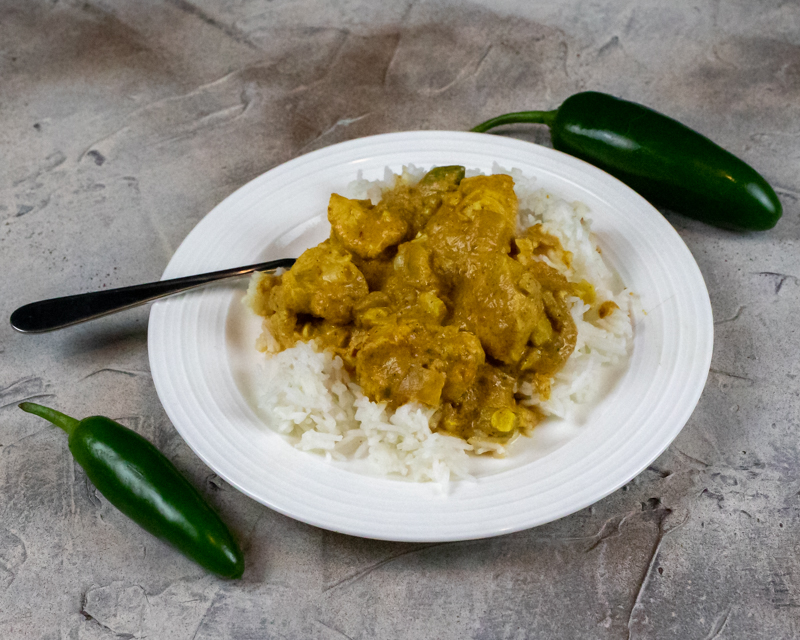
1 0 799 638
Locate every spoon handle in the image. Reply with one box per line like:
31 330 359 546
10 258 296 333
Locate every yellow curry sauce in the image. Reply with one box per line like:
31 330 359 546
249 166 608 448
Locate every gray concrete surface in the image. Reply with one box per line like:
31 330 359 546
2 0 799 637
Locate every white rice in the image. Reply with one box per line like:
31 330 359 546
248 164 634 483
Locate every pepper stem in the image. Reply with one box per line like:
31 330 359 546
19 402 80 436
471 109 559 133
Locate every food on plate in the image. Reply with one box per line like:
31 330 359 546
245 165 633 483
472 91 782 231
19 402 245 578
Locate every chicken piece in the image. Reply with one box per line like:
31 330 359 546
436 328 486 402
424 174 518 281
351 239 448 328
281 240 368 324
352 291 447 331
354 322 484 407
450 253 544 365
455 175 519 227
387 239 442 295
328 194 408 259
384 239 447 319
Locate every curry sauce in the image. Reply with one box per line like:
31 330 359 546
249 167 604 448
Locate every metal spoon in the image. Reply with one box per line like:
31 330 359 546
10 258 296 333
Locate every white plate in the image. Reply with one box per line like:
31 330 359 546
148 131 713 542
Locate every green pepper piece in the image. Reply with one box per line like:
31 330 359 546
417 165 466 193
471 91 782 231
19 402 245 579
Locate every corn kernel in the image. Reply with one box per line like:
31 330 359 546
491 408 518 433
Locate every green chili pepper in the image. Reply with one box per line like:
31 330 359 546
471 91 782 231
19 402 244 579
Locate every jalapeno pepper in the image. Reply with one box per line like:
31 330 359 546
19 402 244 578
472 91 782 231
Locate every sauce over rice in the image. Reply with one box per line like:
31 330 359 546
247 166 620 450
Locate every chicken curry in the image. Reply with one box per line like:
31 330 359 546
249 167 604 448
